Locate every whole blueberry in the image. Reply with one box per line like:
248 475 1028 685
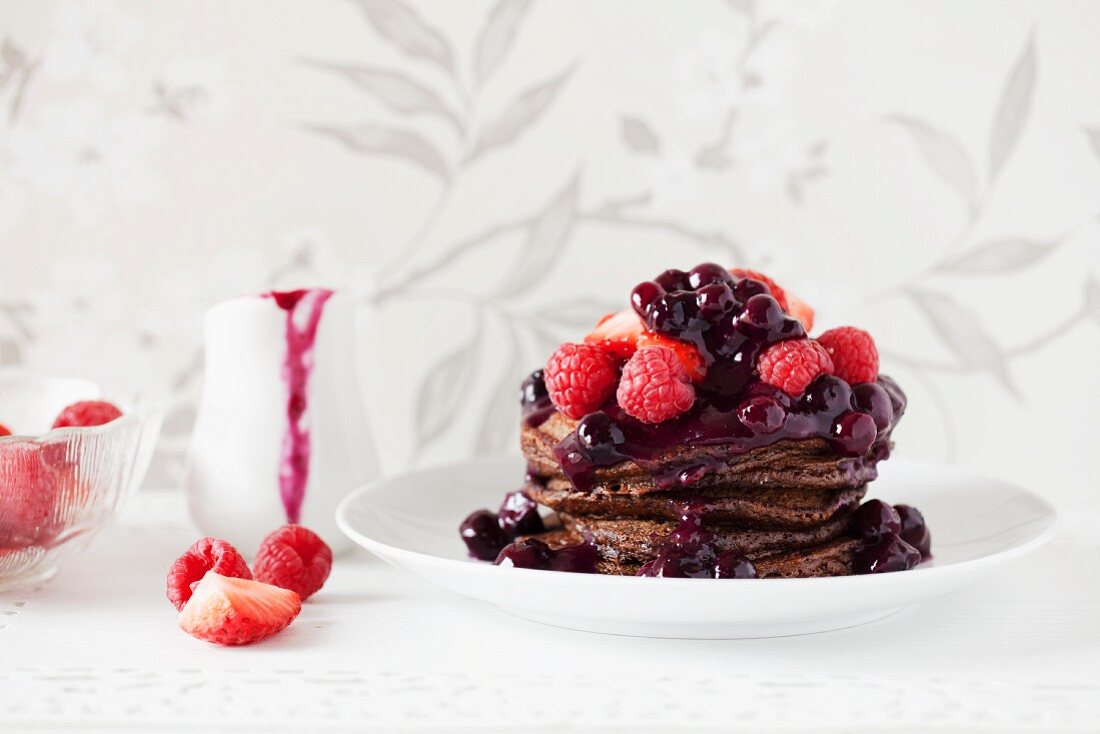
895 504 932 560
714 552 758 579
655 268 689 292
829 410 878 456
852 535 922 574
576 411 626 463
737 396 786 434
687 262 733 289
877 374 907 417
696 282 735 317
851 382 894 431
664 291 701 331
731 277 770 302
494 538 553 569
497 490 545 536
737 294 784 333
459 510 506 561
631 281 664 317
519 369 548 408
851 499 902 542
801 374 853 415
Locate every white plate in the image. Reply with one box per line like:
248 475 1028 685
336 457 1058 639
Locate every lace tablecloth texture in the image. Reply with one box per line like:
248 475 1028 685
1 492 1097 733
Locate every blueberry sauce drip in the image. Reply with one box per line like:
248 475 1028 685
266 288 333 523
553 375 904 493
849 499 929 574
459 489 546 561
636 502 758 579
520 369 555 428
494 537 599 573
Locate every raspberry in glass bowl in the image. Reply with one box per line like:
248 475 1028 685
0 374 162 591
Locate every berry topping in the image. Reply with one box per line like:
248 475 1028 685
895 504 932 560
817 327 879 384
178 572 302 646
544 343 619 420
829 410 878 456
459 509 507 561
0 424 10 437
616 346 696 424
850 499 902 542
800 374 853 415
756 339 834 396
497 490 544 536
852 535 922 575
494 538 599 573
637 332 706 382
252 524 333 601
714 552 758 579
576 410 628 464
52 400 123 429
583 309 645 360
852 382 894 431
737 396 786 434
519 369 548 408
166 537 253 611
729 268 790 312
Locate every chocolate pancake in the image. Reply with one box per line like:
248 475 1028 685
522 412 885 496
531 528 862 578
561 510 857 564
526 479 865 528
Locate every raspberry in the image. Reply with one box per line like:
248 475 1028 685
0 445 62 548
637 332 707 382
616 346 696 424
253 524 333 601
817 327 879 384
756 339 834 396
544 343 619 420
166 537 253 611
52 401 123 429
730 268 790 313
0 424 10 437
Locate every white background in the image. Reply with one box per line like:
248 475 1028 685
0 0 1097 510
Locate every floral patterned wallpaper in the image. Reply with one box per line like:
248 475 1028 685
0 0 1097 503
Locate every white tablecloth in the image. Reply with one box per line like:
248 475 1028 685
1 492 1098 733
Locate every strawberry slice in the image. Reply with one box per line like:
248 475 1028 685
637 332 707 382
583 309 644 360
178 572 302 646
787 293 814 333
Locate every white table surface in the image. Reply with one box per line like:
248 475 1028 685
1 491 1098 733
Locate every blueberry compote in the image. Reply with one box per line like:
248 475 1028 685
636 503 758 579
459 490 545 561
494 538 599 573
520 369 555 429
849 499 930 574
551 264 907 493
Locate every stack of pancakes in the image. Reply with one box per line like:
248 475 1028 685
521 411 881 578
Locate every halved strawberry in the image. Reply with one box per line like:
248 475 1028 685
787 294 815 333
583 309 644 360
0 424 11 437
637 332 707 382
730 268 790 313
178 572 301 646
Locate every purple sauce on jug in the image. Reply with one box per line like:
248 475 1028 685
267 288 334 523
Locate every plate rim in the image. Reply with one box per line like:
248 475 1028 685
335 455 1060 588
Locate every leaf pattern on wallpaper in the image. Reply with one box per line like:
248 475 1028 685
531 295 621 331
468 66 573 161
907 288 1017 396
415 320 481 449
301 61 463 132
988 31 1036 182
889 115 979 213
1086 277 1100 328
1085 128 1100 160
937 237 1058 275
473 0 533 88
474 329 522 454
621 116 661 156
351 0 455 74
304 123 450 181
496 173 579 298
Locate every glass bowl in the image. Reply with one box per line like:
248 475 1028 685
0 374 163 591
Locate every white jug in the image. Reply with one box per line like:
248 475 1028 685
185 289 377 554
